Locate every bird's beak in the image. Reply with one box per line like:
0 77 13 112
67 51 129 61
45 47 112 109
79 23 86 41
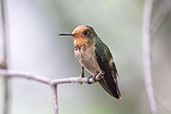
58 32 73 36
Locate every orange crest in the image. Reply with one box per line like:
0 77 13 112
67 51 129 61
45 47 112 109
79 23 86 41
72 25 96 46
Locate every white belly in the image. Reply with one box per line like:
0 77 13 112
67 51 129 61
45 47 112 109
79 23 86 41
74 47 101 75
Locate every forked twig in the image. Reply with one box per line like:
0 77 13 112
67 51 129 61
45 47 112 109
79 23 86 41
0 69 104 114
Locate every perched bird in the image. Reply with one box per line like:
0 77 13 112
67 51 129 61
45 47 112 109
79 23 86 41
59 25 121 99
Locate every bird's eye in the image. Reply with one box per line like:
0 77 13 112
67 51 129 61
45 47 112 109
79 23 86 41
82 30 88 35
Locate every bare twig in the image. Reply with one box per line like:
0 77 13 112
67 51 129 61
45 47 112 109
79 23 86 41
1 0 8 60
50 71 104 85
0 0 10 114
142 0 157 114
0 69 104 85
0 70 50 85
0 69 104 114
51 85 58 114
3 78 9 114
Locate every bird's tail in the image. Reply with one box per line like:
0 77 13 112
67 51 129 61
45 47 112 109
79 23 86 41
99 77 121 99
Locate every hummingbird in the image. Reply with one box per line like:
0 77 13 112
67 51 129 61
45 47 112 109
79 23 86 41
59 25 121 99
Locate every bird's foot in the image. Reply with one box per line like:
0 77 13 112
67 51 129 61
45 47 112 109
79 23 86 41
87 74 97 84
79 66 85 85
87 71 105 84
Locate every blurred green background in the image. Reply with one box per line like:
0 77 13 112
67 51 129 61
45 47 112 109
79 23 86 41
0 0 171 114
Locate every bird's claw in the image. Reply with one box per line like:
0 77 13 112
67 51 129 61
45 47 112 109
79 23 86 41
87 74 97 84
87 71 105 84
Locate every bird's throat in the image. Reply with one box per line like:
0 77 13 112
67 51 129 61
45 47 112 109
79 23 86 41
74 37 88 47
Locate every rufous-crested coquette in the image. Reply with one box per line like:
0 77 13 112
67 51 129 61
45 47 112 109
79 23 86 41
59 25 121 99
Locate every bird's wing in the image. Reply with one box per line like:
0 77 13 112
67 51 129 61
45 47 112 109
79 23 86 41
95 37 121 99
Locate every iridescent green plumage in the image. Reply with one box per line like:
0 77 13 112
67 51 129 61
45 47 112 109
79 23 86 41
95 37 112 60
95 37 121 99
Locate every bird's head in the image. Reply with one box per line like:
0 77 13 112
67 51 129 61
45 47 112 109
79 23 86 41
59 25 97 46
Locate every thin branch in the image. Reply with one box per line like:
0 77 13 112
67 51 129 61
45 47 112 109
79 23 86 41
0 69 104 114
0 69 104 85
3 78 9 114
50 72 103 85
0 69 50 85
51 85 58 114
1 0 8 65
142 0 157 114
0 0 10 114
